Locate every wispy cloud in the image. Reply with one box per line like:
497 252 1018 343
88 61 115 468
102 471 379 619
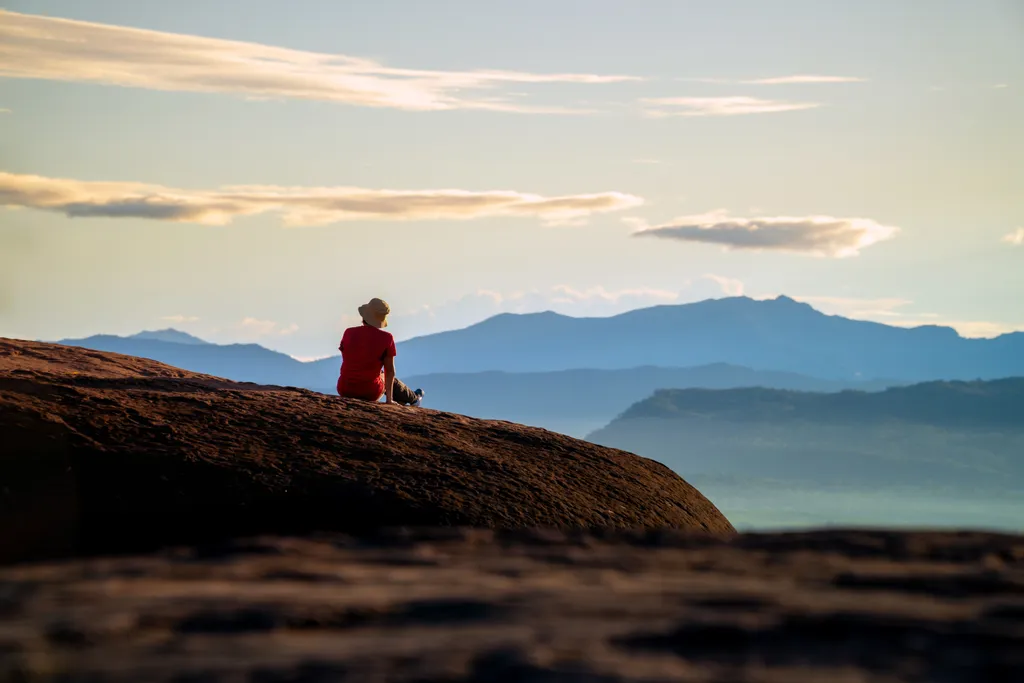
788 295 914 319
993 84 1010 89
701 274 746 297
240 318 299 337
291 353 333 363
1002 228 1024 246
0 10 638 114
641 96 821 117
0 108 10 114
888 318 1023 338
774 295 1023 338
632 210 899 258
741 75 867 85
0 171 643 227
160 314 200 324
678 75 865 86
999 229 1024 245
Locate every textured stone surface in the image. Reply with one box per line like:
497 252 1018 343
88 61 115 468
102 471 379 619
1 528 1023 682
0 338 733 564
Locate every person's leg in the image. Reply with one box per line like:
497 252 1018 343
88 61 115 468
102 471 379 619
390 377 421 406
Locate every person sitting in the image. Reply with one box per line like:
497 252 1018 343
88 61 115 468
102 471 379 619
336 297 424 407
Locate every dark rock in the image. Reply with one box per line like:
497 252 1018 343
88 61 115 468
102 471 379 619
1 529 1022 681
0 338 733 564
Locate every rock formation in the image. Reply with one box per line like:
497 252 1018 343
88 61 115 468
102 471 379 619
3 339 1023 680
0 338 733 564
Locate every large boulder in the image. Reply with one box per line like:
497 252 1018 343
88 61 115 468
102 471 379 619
0 339 734 563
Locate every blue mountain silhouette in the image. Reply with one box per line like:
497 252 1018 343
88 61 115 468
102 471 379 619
59 297 1024 391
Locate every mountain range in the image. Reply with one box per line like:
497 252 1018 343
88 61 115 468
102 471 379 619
55 329 896 435
53 296 1024 436
389 296 1024 380
588 379 1024 529
401 365 897 435
45 298 1024 529
61 297 1024 384
58 330 324 388
611 378 1024 429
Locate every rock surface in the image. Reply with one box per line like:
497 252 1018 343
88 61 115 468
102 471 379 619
0 339 733 564
2 528 1023 681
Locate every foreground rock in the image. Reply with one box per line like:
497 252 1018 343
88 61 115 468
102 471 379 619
0 339 733 564
2 529 1023 681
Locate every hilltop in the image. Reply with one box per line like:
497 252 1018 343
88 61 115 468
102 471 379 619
0 338 733 564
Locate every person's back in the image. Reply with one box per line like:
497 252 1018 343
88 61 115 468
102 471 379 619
336 297 424 406
337 323 396 401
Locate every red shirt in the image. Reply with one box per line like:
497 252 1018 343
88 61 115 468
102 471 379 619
337 324 397 400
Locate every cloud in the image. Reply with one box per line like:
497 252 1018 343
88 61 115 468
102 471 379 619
240 318 298 337
0 10 638 114
993 84 1010 89
675 78 733 84
291 354 333 363
881 316 1023 339
542 285 681 308
701 274 745 297
641 96 821 117
632 210 899 258
1002 228 1024 246
678 75 866 86
0 171 643 227
0 108 10 114
741 75 867 85
160 314 200 324
787 295 914 319
911 320 1024 338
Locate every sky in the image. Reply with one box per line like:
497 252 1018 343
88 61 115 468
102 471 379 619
1 0 1022 359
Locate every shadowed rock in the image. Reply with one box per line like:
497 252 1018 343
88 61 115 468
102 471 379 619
0 338 734 564
1 529 1022 681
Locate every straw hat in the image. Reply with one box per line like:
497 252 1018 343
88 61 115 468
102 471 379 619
358 297 390 328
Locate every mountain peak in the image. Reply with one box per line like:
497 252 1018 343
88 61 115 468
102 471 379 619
473 310 570 327
770 295 814 310
128 329 210 345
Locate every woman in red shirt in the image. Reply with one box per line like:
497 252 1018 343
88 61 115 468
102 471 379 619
337 298 424 406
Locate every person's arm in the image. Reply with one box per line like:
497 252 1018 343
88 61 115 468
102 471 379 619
383 354 397 404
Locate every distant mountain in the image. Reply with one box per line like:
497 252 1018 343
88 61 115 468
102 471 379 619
57 295 1024 408
128 329 210 345
610 379 1024 430
57 326 898 436
589 378 1024 497
401 364 898 436
57 334 328 389
374 296 1024 381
